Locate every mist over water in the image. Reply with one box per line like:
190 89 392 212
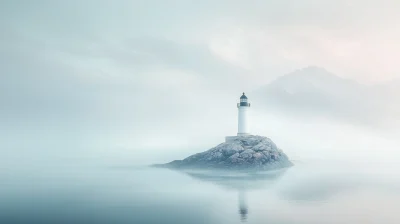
2 157 400 224
2 0 400 223
2 112 400 224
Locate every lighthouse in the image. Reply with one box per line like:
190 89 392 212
225 92 251 142
237 92 250 136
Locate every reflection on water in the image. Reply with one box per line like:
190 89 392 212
182 169 288 222
238 191 248 222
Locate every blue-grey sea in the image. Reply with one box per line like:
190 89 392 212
2 159 400 224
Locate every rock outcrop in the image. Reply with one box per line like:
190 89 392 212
156 135 293 171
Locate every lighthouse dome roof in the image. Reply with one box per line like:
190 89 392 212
240 92 248 99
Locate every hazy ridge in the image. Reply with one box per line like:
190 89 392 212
252 66 400 128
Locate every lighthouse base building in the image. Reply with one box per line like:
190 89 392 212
226 93 251 143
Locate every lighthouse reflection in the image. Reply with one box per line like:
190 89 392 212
182 169 287 222
238 191 248 221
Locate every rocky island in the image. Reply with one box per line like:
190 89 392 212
155 93 293 171
155 135 293 171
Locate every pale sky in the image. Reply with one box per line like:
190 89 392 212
2 0 400 85
1 0 400 161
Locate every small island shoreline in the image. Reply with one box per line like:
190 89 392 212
153 135 293 172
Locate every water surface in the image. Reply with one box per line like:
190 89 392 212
2 160 400 224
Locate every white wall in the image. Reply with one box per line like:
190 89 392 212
238 106 250 135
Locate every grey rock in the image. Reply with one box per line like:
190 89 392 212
156 135 293 171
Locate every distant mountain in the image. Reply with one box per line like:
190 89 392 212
252 66 399 127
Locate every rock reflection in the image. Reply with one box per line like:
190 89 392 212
181 169 288 222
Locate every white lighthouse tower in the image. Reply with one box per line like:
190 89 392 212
225 92 251 142
237 92 250 136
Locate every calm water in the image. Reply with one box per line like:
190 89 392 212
2 160 400 224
